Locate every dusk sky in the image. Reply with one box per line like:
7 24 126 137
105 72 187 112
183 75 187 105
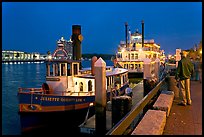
2 2 202 55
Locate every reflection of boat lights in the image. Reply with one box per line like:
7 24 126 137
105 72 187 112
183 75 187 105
89 103 94 106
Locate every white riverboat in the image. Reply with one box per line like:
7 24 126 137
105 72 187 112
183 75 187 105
115 22 165 78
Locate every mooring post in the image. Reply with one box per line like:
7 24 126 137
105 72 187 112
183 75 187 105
94 57 107 135
143 58 152 114
155 58 160 81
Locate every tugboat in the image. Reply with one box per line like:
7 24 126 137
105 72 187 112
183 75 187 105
114 21 165 78
18 25 129 134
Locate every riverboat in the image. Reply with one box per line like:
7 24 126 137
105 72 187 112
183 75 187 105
114 21 165 78
17 25 129 133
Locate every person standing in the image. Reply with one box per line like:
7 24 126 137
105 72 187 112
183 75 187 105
175 51 194 106
198 61 202 83
125 85 132 97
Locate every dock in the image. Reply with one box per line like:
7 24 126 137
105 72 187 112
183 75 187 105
79 77 202 135
79 80 145 135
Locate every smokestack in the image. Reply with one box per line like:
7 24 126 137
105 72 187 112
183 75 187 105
91 56 98 75
125 22 128 47
71 25 82 60
142 20 144 48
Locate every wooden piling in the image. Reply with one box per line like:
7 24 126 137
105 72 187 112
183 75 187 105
155 58 160 81
94 57 107 135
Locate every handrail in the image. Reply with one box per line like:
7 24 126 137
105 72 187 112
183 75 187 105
106 77 166 135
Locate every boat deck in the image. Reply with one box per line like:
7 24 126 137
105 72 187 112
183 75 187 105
79 80 144 134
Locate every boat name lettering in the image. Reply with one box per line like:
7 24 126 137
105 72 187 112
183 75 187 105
40 97 60 101
39 97 85 102
60 98 75 102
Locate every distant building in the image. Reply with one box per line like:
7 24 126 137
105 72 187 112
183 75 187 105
52 37 73 60
2 50 42 61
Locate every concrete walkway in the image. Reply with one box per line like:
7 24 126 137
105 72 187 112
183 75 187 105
163 80 202 135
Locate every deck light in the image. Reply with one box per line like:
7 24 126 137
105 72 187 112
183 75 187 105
89 103 94 106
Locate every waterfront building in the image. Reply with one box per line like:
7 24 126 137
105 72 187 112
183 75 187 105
52 36 73 60
2 50 43 61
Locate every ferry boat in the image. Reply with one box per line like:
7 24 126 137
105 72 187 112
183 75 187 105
114 21 165 78
17 25 129 134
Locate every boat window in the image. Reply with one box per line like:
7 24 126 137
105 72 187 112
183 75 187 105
61 64 66 76
133 43 136 50
128 54 130 60
50 64 53 76
46 64 50 76
131 53 134 59
73 64 78 75
107 77 109 87
131 64 134 69
124 64 127 69
135 64 138 69
67 63 71 76
75 82 77 85
80 82 83 91
114 75 121 86
88 80 92 91
135 53 138 59
123 75 125 83
54 64 59 76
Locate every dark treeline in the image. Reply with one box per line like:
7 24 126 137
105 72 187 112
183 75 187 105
82 53 115 60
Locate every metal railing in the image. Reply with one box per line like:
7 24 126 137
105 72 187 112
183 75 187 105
106 77 166 135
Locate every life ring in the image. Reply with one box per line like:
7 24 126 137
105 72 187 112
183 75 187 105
42 83 50 94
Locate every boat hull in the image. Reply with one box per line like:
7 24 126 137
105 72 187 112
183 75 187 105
18 93 95 112
19 107 95 135
17 83 128 134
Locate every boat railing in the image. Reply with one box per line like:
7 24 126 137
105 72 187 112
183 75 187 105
18 87 43 94
116 58 144 62
62 91 95 96
106 76 167 135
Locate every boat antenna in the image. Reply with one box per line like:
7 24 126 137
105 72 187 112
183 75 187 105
142 20 144 48
125 22 128 48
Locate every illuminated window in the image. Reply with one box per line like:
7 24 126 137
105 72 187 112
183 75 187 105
131 53 134 59
135 53 138 59
80 82 83 91
88 80 92 91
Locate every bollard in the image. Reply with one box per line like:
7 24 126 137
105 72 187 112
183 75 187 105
94 57 106 135
143 58 152 79
112 96 132 127
155 58 160 80
166 76 179 99
143 58 152 97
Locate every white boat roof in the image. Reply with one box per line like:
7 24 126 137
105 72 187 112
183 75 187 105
77 66 128 78
106 68 128 76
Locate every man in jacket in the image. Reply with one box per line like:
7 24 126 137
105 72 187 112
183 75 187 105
175 51 194 106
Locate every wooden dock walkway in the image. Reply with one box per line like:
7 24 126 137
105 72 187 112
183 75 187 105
163 80 202 135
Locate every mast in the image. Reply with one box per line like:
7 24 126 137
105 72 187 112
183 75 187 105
125 22 128 47
142 20 144 48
